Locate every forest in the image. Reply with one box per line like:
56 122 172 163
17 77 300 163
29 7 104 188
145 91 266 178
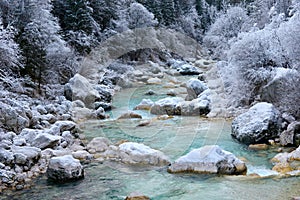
0 0 299 117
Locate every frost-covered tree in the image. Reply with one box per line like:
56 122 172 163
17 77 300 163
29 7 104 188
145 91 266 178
203 6 251 59
127 3 157 29
0 20 22 76
52 0 97 54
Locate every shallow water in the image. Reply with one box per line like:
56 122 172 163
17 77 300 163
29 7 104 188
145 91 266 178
2 82 300 200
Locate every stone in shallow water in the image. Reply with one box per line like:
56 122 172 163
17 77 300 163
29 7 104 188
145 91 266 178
47 155 84 182
125 192 150 200
168 145 247 175
117 111 142 120
119 142 170 166
232 102 282 145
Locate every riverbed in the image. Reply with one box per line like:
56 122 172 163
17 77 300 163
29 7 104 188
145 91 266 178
1 79 300 200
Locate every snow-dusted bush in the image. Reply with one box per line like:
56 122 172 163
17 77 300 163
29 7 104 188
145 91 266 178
203 6 251 59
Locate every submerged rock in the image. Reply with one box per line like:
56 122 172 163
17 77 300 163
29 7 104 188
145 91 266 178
232 103 282 145
125 192 150 200
168 145 247 175
47 155 84 182
118 142 170 166
117 111 142 120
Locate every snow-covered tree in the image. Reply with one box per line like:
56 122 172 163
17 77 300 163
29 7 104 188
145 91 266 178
0 20 22 76
127 3 157 29
203 6 251 59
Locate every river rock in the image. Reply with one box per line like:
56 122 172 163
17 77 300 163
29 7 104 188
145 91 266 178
147 77 162 84
87 137 111 153
0 149 14 166
119 142 170 166
0 102 30 133
64 74 100 108
117 111 142 120
134 99 154 110
185 78 208 101
178 64 201 75
167 145 247 175
280 121 300 146
11 146 41 168
47 155 84 182
72 150 93 161
179 98 210 116
150 97 184 115
232 102 282 145
31 133 62 150
125 192 150 200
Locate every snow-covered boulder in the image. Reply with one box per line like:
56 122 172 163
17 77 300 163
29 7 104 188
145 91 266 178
185 78 208 100
11 146 41 168
119 142 170 166
179 98 210 116
178 64 201 75
31 133 62 150
150 97 184 115
47 155 84 182
0 149 14 166
168 145 247 175
0 102 30 133
232 103 282 144
64 74 100 108
87 137 111 153
134 99 154 110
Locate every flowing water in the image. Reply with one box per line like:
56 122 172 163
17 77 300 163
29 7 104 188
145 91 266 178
2 81 300 200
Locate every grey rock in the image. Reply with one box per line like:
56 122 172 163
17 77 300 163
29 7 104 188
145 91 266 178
11 146 41 168
168 145 247 175
117 111 142 120
35 105 47 115
31 133 62 149
87 137 111 153
94 107 106 119
280 121 300 146
232 102 282 144
0 149 14 165
185 78 208 101
47 155 84 182
64 74 101 108
180 98 211 116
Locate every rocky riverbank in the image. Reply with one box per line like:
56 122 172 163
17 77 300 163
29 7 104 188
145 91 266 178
0 55 299 194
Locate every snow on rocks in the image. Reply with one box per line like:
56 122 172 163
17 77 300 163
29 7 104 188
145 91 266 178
150 97 184 115
64 74 101 108
118 142 170 166
271 146 300 176
87 137 111 153
168 145 247 175
185 78 208 101
232 103 282 145
134 99 154 110
46 155 84 182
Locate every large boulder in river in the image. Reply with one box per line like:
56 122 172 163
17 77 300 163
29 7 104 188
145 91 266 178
179 98 210 116
64 74 100 108
118 142 170 166
232 102 282 145
168 145 247 175
150 97 184 115
47 155 84 182
185 78 208 101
